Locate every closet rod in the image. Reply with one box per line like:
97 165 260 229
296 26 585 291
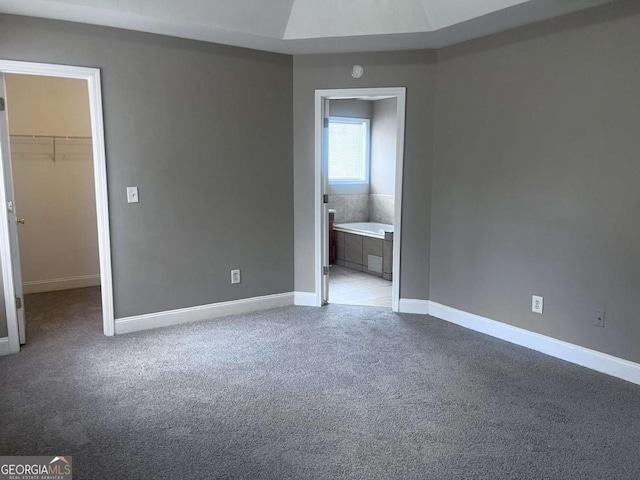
9 135 92 162
9 134 92 140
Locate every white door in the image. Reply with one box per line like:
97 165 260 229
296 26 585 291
0 73 26 344
321 98 330 305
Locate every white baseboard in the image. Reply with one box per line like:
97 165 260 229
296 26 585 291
0 337 11 356
294 291 317 307
115 292 295 335
398 298 430 315
428 301 640 386
23 274 101 294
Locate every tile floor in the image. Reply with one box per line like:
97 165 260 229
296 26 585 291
328 264 392 307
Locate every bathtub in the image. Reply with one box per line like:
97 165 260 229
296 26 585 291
333 222 393 240
332 222 394 278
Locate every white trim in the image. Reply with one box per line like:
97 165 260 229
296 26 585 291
398 298 430 315
0 93 20 354
115 292 294 335
294 291 317 307
0 337 11 356
391 91 406 312
428 301 640 386
314 87 406 312
0 59 114 345
23 274 101 294
314 93 323 307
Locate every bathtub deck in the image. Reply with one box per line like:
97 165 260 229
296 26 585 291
328 265 392 308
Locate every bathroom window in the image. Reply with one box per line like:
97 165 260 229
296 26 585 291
328 117 370 184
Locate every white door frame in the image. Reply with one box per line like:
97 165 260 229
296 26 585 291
0 60 114 354
314 87 406 311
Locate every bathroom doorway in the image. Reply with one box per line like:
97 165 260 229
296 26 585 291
314 88 406 310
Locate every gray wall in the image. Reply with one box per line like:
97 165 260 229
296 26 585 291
0 15 293 336
431 5 640 363
329 99 371 120
3 2 639 367
370 98 397 196
293 51 437 299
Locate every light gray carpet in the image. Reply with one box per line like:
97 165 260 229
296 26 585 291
1 287 639 479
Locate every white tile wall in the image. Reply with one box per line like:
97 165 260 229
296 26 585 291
329 194 395 225
328 194 369 224
369 194 395 224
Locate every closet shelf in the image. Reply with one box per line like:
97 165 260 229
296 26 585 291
9 134 92 162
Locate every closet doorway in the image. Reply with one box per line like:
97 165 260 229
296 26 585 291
0 61 113 355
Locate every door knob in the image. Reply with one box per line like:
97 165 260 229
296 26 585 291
16 218 25 225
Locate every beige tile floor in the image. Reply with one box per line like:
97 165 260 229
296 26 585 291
328 265 392 307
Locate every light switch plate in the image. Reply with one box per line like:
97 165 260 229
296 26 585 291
231 269 241 284
127 187 139 203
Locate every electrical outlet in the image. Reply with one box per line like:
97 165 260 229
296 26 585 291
231 269 241 284
594 309 605 328
532 295 544 314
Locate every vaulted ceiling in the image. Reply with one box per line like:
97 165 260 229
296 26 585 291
0 0 615 54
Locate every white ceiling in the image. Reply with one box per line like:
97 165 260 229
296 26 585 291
0 0 615 54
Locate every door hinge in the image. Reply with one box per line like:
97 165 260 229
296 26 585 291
323 266 329 275
323 194 329 204
0 97 4 111
323 117 329 128
15 297 21 309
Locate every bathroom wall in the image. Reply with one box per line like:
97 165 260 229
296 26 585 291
328 97 398 225
369 97 397 225
327 99 371 223
329 99 371 122
5 74 100 293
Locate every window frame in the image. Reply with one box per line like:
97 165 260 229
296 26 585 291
327 116 371 185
